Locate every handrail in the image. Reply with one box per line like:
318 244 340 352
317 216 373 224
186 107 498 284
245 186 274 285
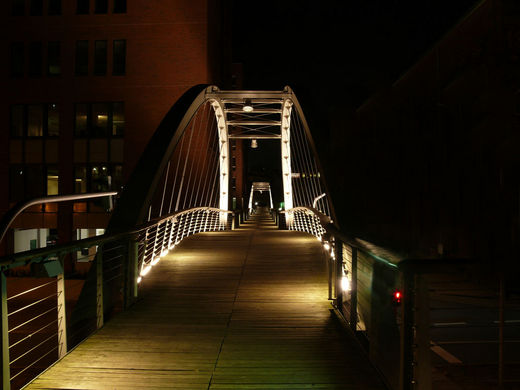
0 207 233 269
0 192 118 244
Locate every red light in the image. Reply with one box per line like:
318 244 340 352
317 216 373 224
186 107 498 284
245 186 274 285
393 290 402 305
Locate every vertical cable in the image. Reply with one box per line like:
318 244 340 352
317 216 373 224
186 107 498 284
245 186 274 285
175 112 197 211
168 127 187 213
183 104 205 209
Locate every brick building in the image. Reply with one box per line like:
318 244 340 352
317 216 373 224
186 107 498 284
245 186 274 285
0 0 235 254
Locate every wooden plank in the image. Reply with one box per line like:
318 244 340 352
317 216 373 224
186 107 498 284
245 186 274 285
24 213 386 390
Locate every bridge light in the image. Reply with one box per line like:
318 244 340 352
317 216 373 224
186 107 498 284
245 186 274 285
323 242 330 251
251 139 258 148
243 98 253 112
137 276 142 284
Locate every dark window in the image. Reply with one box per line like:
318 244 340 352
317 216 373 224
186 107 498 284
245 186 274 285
27 104 44 136
11 42 24 77
94 40 107 75
26 166 45 198
92 103 109 136
75 40 89 75
47 41 61 75
9 166 25 201
112 102 125 135
113 0 126 13
47 104 60 136
10 105 25 137
28 42 43 77
95 0 107 13
113 40 126 75
77 0 89 14
30 0 43 15
12 0 25 15
48 0 61 15
75 103 89 136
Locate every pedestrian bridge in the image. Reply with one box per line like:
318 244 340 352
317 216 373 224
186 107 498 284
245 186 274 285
1 86 516 390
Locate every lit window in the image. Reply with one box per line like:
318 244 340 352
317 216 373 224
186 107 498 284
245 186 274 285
113 40 126 75
47 168 59 195
47 41 61 75
28 42 43 77
48 0 61 15
92 103 109 136
74 166 88 193
11 42 24 77
77 0 89 14
112 102 125 136
75 103 89 136
94 40 107 75
75 40 89 76
27 105 44 137
95 0 107 14
113 0 126 13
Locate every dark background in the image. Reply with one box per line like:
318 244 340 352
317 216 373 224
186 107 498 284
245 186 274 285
231 0 520 271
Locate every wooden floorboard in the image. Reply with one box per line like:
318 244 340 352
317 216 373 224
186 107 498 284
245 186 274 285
25 213 387 390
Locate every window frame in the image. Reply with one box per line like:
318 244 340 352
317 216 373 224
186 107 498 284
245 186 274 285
9 103 60 138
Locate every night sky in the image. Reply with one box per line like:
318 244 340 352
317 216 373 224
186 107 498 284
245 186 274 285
234 0 479 202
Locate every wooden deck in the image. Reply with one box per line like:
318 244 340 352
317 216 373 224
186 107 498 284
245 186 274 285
26 212 387 389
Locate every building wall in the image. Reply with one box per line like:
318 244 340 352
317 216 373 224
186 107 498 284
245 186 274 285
329 0 520 265
0 0 221 254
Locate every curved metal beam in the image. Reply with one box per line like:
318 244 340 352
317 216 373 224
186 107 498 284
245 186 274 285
106 84 210 232
0 192 117 244
284 86 338 225
208 96 230 224
280 99 294 211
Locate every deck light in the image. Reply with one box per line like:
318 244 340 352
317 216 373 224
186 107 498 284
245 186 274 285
341 276 351 291
243 98 253 112
140 265 152 276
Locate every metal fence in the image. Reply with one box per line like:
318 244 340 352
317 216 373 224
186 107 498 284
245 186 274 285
283 206 520 390
0 207 233 390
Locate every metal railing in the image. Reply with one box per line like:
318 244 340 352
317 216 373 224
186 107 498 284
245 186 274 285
0 207 233 390
283 206 520 390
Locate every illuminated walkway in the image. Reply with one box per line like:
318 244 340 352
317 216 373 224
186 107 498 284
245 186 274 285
25 213 386 389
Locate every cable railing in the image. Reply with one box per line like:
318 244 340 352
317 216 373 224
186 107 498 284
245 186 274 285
0 205 233 390
282 206 520 390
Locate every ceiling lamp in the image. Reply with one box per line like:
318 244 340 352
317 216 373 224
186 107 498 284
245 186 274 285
243 98 253 112
251 139 258 149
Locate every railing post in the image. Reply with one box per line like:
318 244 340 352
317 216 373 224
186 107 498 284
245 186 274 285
96 246 104 329
126 239 139 308
1 270 10 390
334 238 343 314
400 271 415 390
56 256 67 359
350 247 358 333
415 274 431 390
